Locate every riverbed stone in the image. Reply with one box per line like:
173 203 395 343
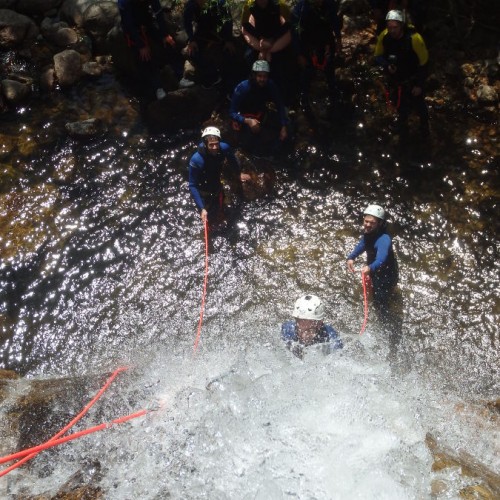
82 1 119 41
53 48 82 86
65 117 106 138
476 84 498 105
44 26 79 46
59 0 95 27
0 78 31 102
0 8 39 48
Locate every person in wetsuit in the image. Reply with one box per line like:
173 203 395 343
188 126 250 224
374 9 430 139
347 204 399 320
282 294 343 358
229 59 288 156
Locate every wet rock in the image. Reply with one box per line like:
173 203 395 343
0 8 39 48
459 484 497 500
476 84 498 105
430 479 449 496
60 0 95 27
15 0 62 16
1 78 31 102
82 1 119 43
65 118 107 138
82 60 102 77
40 65 56 91
53 48 82 87
44 26 79 47
461 63 478 78
146 86 220 132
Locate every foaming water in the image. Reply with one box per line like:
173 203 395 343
5 327 498 499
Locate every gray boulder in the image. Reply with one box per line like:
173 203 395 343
60 0 95 27
53 48 82 86
0 9 38 48
1 78 31 102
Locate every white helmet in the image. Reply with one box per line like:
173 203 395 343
386 10 404 23
293 295 325 321
201 126 221 139
252 60 270 73
364 204 386 220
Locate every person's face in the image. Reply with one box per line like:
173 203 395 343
254 71 269 87
387 21 403 39
206 137 220 155
296 318 322 346
363 215 382 234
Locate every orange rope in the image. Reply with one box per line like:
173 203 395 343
0 366 128 476
0 410 148 465
360 271 369 335
193 218 209 353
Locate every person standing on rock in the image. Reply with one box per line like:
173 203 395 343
374 9 430 139
118 0 189 100
188 126 251 225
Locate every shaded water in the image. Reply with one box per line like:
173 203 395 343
0 83 499 496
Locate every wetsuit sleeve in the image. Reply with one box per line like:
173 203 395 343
411 32 428 87
268 80 288 126
281 321 297 341
229 82 247 124
326 325 343 350
374 30 388 67
347 238 365 261
188 152 206 210
369 234 392 272
118 0 146 49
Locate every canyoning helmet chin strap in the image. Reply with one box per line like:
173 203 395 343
201 126 221 140
293 295 325 321
364 204 386 221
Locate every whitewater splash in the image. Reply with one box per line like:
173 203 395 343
8 321 498 499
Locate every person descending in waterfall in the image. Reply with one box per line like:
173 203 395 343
346 204 402 357
188 126 251 226
282 294 343 359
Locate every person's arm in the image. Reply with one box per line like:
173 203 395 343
229 82 247 124
326 325 343 350
188 154 206 211
369 234 391 272
411 32 429 89
374 30 389 68
347 238 365 272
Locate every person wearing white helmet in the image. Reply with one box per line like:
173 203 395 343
347 204 399 318
281 294 343 357
229 59 288 156
374 8 430 139
188 126 251 224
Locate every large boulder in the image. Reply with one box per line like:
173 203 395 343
59 0 95 27
82 1 119 45
53 48 82 86
0 9 38 48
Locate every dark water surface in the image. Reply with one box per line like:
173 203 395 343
0 91 498 402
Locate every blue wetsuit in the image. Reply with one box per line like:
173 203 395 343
281 320 343 352
347 229 399 311
188 141 240 211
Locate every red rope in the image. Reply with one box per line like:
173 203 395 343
360 271 369 335
0 410 148 465
0 367 128 477
193 218 209 353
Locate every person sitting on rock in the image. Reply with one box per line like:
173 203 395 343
282 294 343 359
241 0 295 104
229 60 288 156
183 0 245 92
291 0 342 113
188 126 251 226
118 0 189 100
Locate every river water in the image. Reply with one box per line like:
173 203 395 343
0 76 499 497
